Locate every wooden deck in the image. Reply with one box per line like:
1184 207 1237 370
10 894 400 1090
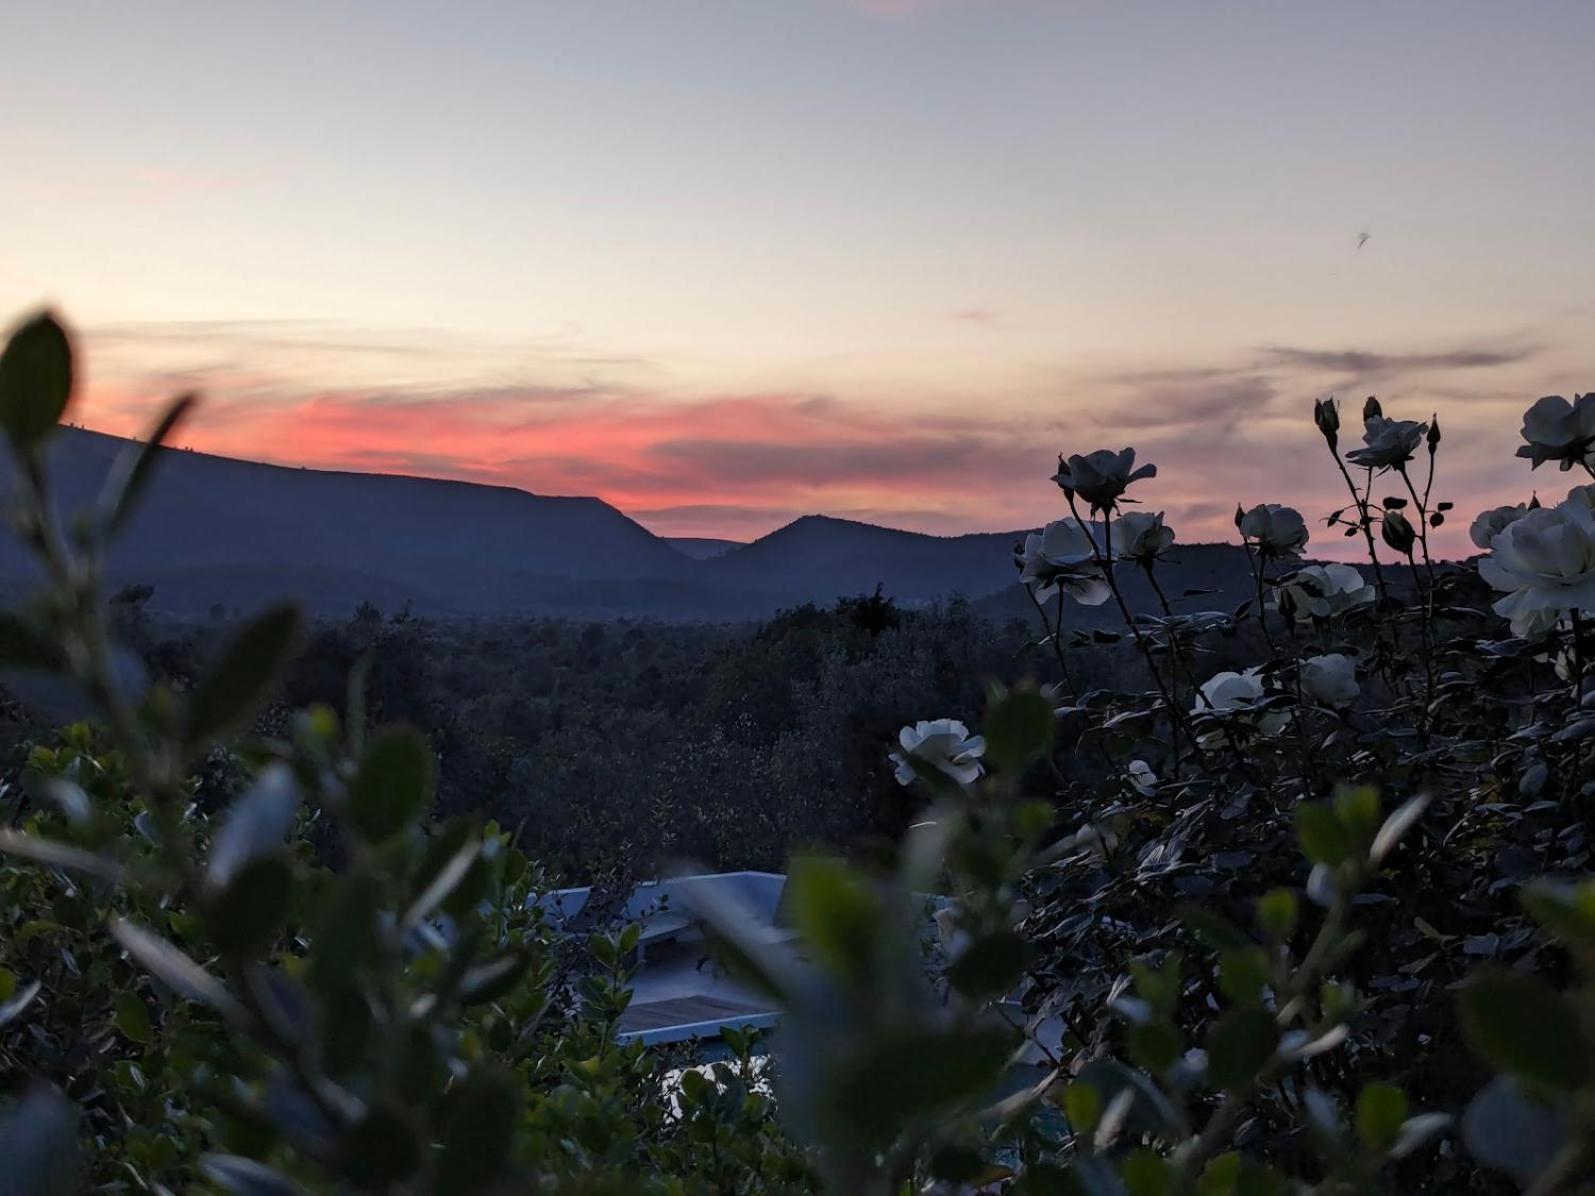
617 994 771 1035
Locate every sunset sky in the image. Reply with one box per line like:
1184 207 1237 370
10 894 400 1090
4 1 1592 548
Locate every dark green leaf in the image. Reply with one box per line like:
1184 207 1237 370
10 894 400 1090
98 392 196 534
208 857 293 955
786 855 879 978
1461 1077 1568 1184
459 951 531 1006
0 828 123 881
834 1026 1014 1148
948 929 1032 999
113 991 153 1045
983 686 1056 774
1458 972 1591 1089
1295 803 1349 866
347 726 435 844
110 917 242 1020
436 1068 520 1195
1122 1149 1172 1196
0 312 73 451
338 1105 422 1188
207 763 299 892
1354 1082 1408 1152
402 839 480 931
186 604 304 746
1127 1021 1183 1074
199 1154 302 1196
1206 1008 1277 1090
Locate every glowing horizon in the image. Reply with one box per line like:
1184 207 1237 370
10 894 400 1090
5 2 1592 551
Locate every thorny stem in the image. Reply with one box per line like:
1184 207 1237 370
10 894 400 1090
1241 539 1279 654
1022 581 1076 697
1064 492 1206 774
1323 441 1389 603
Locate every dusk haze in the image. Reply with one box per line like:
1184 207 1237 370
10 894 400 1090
5 2 1591 547
3 5 1595 1192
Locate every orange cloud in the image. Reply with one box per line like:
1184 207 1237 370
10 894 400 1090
70 322 1571 555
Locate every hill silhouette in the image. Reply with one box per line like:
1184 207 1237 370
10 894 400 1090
0 428 1260 621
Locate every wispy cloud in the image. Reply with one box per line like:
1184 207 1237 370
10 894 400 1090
1261 342 1539 380
72 319 1566 550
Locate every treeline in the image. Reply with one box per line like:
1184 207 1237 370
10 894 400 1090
4 585 1249 878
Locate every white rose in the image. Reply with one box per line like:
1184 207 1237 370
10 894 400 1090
1515 393 1595 471
889 718 986 786
1477 499 1595 638
1110 510 1175 562
1300 653 1359 708
1469 503 1530 550
1193 667 1285 743
1016 519 1111 606
1126 759 1157 795
1346 415 1426 470
1052 447 1156 510
1274 563 1376 621
1564 484 1595 512
1196 668 1266 713
1238 503 1309 558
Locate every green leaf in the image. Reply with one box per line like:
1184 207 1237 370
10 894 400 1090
1218 947 1271 1006
1255 889 1297 939
1176 903 1249 952
0 828 123 881
1206 1008 1277 1090
207 763 299 892
1521 880 1595 959
338 1105 422 1188
98 392 196 534
0 979 41 1030
1458 971 1591 1089
1332 784 1381 842
402 838 481 931
0 312 73 451
1295 803 1349 866
199 1155 301 1196
1461 1077 1568 1185
347 726 436 844
208 856 293 955
786 855 879 978
1122 1149 1172 1196
1063 1079 1103 1133
458 951 532 1006
319 983 373 1076
1127 1022 1183 1075
110 917 243 1020
948 930 1033 999
113 991 153 1045
185 604 304 746
1354 1082 1408 1152
833 1026 1014 1149
309 874 381 992
982 685 1056 774
1129 952 1183 1015
436 1068 520 1195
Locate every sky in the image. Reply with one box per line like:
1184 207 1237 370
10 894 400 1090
3 1 1592 550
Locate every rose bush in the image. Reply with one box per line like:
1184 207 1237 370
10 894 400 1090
3 307 1594 1195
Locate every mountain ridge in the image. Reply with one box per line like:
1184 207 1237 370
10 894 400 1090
0 428 1259 621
